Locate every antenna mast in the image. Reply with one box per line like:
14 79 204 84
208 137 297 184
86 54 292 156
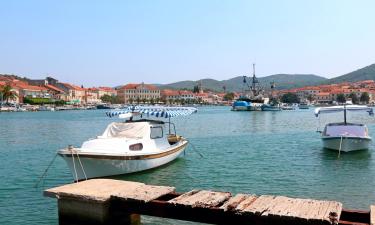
252 63 257 95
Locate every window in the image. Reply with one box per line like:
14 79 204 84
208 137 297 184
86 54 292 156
150 126 163 139
129 143 143 151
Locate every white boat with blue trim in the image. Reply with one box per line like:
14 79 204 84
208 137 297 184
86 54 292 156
58 106 197 181
315 105 373 152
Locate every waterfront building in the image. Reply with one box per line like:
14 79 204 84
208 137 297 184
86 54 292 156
85 88 100 104
117 83 160 104
315 92 331 104
12 80 49 102
161 89 195 103
27 76 59 86
195 92 211 103
280 80 375 104
97 87 117 98
56 83 86 104
43 84 67 100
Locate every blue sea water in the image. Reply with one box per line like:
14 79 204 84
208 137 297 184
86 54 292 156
1 106 375 224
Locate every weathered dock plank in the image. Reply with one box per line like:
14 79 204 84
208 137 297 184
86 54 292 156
168 190 231 208
371 205 375 225
45 179 368 225
112 184 175 203
44 179 145 203
239 195 342 224
242 195 277 215
219 194 257 212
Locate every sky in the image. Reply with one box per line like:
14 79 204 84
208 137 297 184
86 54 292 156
1 0 375 87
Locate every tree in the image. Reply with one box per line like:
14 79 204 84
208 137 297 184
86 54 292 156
129 98 134 104
100 94 122 104
0 84 18 103
360 92 370 104
193 85 200 93
161 97 167 104
281 92 299 103
348 92 359 104
307 94 315 103
336 94 346 104
223 92 235 101
141 98 147 104
149 98 154 105
136 97 140 104
100 94 112 103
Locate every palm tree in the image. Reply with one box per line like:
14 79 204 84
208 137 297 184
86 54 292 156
0 84 18 103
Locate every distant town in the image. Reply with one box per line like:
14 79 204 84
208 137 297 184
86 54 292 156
0 74 374 111
0 75 232 108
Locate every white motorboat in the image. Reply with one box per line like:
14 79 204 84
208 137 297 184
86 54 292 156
58 106 197 181
298 102 309 109
315 105 373 152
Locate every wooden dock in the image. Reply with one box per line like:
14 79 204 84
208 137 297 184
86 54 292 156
44 179 374 225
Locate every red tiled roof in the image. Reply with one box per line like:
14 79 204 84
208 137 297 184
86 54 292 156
195 93 209 97
161 89 179 96
178 90 194 95
119 83 158 90
98 87 115 92
60 83 86 91
44 84 65 93
11 81 47 91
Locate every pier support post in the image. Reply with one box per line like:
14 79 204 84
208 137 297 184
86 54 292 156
58 198 140 225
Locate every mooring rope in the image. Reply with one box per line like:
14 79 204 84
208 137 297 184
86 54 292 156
34 153 58 188
71 150 79 182
188 142 204 158
338 136 343 158
75 151 87 181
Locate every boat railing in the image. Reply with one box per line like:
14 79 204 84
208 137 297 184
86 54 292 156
165 122 176 135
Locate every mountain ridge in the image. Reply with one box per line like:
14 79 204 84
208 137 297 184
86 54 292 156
327 64 375 84
159 63 375 92
159 74 328 92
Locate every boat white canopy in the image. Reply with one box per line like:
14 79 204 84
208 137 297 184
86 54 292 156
100 122 150 139
106 106 198 118
314 105 373 117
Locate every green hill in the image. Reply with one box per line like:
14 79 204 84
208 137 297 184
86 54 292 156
328 64 375 84
159 74 327 92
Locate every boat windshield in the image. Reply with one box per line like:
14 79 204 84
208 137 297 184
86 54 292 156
324 124 367 137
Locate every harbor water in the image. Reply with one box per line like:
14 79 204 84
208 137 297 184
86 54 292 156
1 106 375 224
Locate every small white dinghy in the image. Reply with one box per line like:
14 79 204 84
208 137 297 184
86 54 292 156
58 106 197 181
315 105 373 152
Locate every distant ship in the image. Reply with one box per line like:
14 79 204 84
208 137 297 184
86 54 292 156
232 64 269 111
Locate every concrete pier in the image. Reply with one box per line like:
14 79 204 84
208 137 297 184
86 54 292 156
44 179 373 225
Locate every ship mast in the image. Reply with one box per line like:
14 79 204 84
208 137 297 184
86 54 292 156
251 63 258 96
